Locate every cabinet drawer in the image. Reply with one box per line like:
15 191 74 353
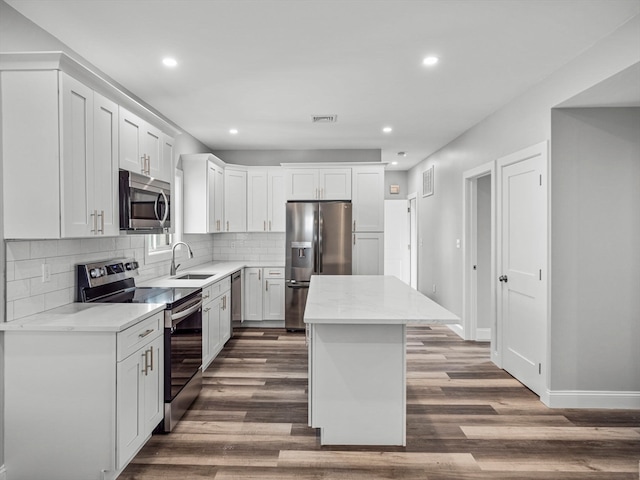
265 268 284 278
206 276 231 300
117 312 163 361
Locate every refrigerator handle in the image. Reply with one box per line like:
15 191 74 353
319 212 324 273
313 209 319 274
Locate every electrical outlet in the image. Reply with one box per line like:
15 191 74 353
42 264 51 283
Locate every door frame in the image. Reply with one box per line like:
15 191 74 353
407 192 418 290
496 140 549 393
461 161 497 354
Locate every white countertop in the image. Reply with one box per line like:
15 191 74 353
0 303 165 333
140 261 284 288
304 275 460 325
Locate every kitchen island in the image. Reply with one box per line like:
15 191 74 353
304 275 459 446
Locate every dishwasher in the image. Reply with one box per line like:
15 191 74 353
231 270 242 334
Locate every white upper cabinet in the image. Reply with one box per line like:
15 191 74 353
119 107 172 183
352 165 385 232
224 168 247 232
247 168 285 232
161 134 174 183
1 69 119 239
182 154 225 233
285 167 351 200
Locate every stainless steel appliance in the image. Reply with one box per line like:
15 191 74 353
285 201 352 330
119 170 171 233
77 258 202 432
231 270 242 334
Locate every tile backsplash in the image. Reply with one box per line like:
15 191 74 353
4 231 284 322
212 232 285 263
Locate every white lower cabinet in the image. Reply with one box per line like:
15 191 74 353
116 332 163 469
352 232 384 275
3 311 164 480
244 267 285 321
202 276 231 370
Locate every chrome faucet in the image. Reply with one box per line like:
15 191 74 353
170 241 194 276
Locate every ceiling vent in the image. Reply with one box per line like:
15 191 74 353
311 114 338 123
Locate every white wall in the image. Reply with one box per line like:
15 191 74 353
550 107 640 393
407 16 639 402
384 170 408 200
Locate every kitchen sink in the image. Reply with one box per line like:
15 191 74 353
173 273 216 280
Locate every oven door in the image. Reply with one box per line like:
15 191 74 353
164 295 203 403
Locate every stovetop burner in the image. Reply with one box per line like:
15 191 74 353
98 286 199 309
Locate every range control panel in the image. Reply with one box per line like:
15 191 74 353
77 258 140 297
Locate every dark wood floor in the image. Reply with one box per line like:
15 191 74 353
120 326 640 479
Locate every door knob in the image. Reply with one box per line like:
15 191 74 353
498 275 508 283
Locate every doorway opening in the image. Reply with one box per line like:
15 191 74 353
462 162 496 357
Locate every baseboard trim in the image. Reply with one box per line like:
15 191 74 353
475 327 491 342
447 323 464 339
542 389 640 409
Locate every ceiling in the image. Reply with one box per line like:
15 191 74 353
5 0 640 170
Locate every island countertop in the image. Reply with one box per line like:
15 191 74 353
304 275 459 325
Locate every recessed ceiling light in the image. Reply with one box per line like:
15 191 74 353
162 57 178 68
391 161 398 165
229 129 239 135
422 56 439 66
383 126 393 133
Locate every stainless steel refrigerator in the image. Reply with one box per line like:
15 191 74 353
285 201 352 330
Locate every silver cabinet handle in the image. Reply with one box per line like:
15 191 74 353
141 156 146 175
353 234 356 245
353 220 356 231
138 328 154 339
258 269 261 280
203 293 210 300
149 345 154 372
265 280 269 291
204 307 211 312
97 210 104 234
90 210 97 234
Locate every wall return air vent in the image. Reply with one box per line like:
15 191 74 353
311 114 338 123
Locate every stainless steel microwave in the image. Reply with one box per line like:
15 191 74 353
119 170 171 233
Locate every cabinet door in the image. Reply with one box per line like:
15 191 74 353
207 163 218 232
214 166 225 231
94 92 119 236
320 168 352 200
352 166 384 232
60 73 94 238
285 168 319 200
247 170 268 232
209 296 224 361
244 268 263 321
144 123 163 179
160 134 174 183
117 348 144 469
119 107 144 174
220 292 231 343
268 170 286 232
202 302 212 368
224 169 247 232
142 336 164 434
263 275 285 321
352 232 384 275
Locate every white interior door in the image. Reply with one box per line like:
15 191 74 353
497 142 548 396
384 200 410 284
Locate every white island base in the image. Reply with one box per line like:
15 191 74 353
305 275 459 446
